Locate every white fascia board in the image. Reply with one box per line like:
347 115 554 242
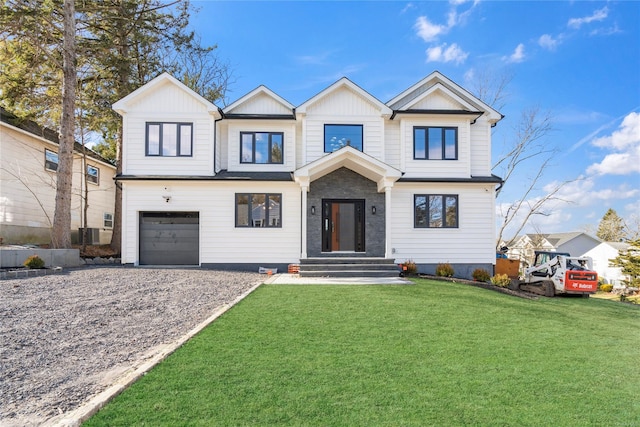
224 85 294 114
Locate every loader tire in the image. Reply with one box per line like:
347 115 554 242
544 281 555 297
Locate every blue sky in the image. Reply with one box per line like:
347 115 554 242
190 1 640 239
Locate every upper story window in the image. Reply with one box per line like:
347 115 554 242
241 132 283 164
324 124 363 153
414 127 457 160
87 165 99 185
103 212 113 228
414 194 459 228
146 122 193 157
45 149 58 171
235 193 282 227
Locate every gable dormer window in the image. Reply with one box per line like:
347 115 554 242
146 122 193 157
324 124 363 153
240 132 283 164
414 127 457 160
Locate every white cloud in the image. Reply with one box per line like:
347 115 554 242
504 43 525 63
538 34 559 51
400 3 415 14
568 6 608 29
414 16 448 42
592 112 640 150
587 112 640 176
426 43 469 64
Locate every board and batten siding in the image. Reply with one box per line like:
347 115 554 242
121 181 301 265
470 115 492 176
390 183 496 264
225 121 296 172
227 92 293 115
122 112 214 176
399 117 471 179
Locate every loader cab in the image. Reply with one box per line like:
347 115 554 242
532 251 570 267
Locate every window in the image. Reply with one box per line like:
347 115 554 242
240 132 283 164
414 127 457 160
235 193 282 227
414 194 458 228
324 124 363 152
146 122 193 156
103 213 113 228
45 149 58 171
87 165 99 185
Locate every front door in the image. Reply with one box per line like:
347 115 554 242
322 200 365 252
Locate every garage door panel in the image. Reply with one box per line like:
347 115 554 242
139 212 199 265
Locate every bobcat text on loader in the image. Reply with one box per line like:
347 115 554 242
511 251 598 297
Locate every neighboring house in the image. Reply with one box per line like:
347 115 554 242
113 71 503 278
0 108 116 245
506 232 601 267
583 241 630 287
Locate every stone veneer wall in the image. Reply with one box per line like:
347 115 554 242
306 168 385 257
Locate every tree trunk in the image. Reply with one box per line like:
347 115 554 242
51 0 76 249
110 126 123 253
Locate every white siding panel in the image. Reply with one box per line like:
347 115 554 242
470 115 491 176
411 91 462 110
400 117 471 178
384 120 401 169
306 87 381 116
122 113 214 176
229 93 293 115
121 181 301 265
127 81 209 113
390 183 496 264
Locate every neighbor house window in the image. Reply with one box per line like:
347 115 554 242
87 165 99 185
240 132 283 164
103 212 113 228
146 122 193 156
414 194 458 228
324 124 363 152
414 127 457 160
45 149 58 171
235 193 282 227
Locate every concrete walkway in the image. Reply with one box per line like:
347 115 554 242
264 273 412 285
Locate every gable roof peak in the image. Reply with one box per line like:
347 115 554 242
297 77 392 116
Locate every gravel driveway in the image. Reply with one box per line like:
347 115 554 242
0 266 263 427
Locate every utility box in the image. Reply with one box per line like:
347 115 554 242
78 228 100 245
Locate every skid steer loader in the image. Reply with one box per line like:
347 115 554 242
511 251 598 297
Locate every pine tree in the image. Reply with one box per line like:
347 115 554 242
609 239 640 288
597 208 625 242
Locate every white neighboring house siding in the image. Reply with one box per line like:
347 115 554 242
583 243 626 286
121 181 300 265
302 87 386 164
122 82 215 176
390 182 496 266
0 121 115 244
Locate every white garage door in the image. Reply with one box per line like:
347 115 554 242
139 212 199 265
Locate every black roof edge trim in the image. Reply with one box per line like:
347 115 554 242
398 175 503 184
115 172 295 182
390 109 483 120
221 113 296 120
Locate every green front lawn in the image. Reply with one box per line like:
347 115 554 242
85 279 639 426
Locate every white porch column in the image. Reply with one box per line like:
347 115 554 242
300 182 309 259
385 185 392 259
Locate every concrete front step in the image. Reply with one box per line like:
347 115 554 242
298 257 400 278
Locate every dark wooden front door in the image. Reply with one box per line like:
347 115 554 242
322 200 365 252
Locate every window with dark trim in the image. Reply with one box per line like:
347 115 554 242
103 212 113 228
240 132 283 164
235 193 282 227
414 127 458 160
87 165 99 185
146 122 193 156
45 149 58 171
414 194 459 228
324 124 363 152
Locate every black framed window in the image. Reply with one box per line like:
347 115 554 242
324 124 363 152
414 127 457 160
235 193 282 227
415 194 458 228
45 149 58 171
87 165 99 185
240 132 283 164
146 122 193 156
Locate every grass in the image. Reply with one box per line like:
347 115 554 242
84 278 639 426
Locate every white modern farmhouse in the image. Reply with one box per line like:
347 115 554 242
113 71 502 278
